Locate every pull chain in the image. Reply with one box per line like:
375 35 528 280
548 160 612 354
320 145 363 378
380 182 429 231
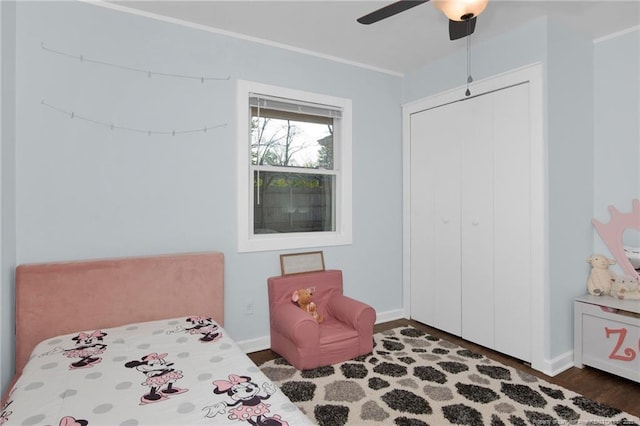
256 100 261 206
465 19 473 97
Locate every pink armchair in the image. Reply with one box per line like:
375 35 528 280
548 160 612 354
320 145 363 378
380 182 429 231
267 270 376 370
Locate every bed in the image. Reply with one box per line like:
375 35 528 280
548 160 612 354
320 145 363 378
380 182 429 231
1 252 313 425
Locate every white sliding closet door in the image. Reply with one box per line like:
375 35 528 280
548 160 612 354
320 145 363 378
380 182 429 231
492 84 531 361
409 82 533 362
410 100 463 335
460 94 494 349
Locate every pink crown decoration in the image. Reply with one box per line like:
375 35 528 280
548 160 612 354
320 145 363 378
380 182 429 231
592 199 640 281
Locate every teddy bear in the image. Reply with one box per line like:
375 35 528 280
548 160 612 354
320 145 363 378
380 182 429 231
586 254 616 296
291 288 323 324
610 275 640 300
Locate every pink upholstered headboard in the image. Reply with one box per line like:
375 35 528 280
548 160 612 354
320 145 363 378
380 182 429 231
13 251 224 378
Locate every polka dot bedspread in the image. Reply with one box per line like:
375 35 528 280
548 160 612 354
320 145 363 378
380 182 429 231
1 316 312 426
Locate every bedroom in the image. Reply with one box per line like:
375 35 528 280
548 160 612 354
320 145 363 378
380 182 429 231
0 0 639 420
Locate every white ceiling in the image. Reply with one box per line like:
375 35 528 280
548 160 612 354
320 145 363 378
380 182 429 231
106 0 640 74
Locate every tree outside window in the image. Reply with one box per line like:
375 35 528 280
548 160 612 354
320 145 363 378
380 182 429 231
251 113 335 234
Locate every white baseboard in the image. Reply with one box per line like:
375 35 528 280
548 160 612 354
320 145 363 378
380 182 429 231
238 335 271 354
535 350 574 377
237 310 575 381
237 308 407 354
374 308 407 324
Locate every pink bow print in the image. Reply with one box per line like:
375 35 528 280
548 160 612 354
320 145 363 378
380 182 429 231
77 330 105 340
143 352 168 362
59 416 85 426
213 374 248 392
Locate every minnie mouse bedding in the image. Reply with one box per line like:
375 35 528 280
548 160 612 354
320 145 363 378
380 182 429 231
1 316 313 426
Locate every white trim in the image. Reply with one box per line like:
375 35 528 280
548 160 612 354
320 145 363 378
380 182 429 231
401 100 412 329
594 25 640 44
237 335 271 355
237 321 572 378
236 80 353 253
83 0 403 77
538 350 575 378
373 308 407 326
402 63 548 373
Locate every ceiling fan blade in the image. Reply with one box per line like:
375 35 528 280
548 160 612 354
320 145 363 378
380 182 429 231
357 0 429 25
449 17 477 40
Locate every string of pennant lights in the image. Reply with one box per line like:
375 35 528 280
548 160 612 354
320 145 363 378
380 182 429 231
40 42 230 136
41 100 227 136
41 42 230 82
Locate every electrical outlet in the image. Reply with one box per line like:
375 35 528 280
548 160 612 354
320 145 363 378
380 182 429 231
245 301 254 316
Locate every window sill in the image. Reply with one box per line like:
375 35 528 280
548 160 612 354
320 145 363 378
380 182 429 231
237 231 352 253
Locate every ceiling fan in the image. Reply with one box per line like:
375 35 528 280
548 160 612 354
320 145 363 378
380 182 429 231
357 0 488 41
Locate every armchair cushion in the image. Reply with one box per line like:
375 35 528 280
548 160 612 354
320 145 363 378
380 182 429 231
267 270 376 370
270 302 319 344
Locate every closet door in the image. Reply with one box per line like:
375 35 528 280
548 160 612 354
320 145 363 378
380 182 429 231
492 83 531 360
410 101 463 335
459 83 532 359
409 83 533 362
460 94 495 348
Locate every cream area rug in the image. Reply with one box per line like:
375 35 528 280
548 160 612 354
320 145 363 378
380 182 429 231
260 327 639 426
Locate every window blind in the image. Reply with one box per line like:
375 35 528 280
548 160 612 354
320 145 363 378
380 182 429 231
249 94 342 124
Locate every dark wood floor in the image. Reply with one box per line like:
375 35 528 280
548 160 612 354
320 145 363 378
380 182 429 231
248 318 640 418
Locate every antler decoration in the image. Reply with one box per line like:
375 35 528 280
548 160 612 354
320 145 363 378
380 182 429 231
592 199 640 281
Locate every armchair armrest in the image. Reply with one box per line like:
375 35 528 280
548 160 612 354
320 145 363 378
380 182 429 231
327 295 376 330
270 302 319 344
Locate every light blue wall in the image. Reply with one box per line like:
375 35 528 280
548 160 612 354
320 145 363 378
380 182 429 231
402 18 547 103
593 30 640 255
0 0 17 399
1 1 403 391
546 19 595 361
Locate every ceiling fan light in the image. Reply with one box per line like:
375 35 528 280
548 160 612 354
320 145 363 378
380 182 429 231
433 0 488 21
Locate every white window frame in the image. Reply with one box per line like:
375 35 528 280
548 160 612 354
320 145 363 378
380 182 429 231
236 80 352 252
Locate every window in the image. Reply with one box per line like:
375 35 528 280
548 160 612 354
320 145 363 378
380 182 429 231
237 80 352 252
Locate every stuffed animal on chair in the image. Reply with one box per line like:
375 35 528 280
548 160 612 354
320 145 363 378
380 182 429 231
586 254 616 296
292 288 323 324
610 275 640 300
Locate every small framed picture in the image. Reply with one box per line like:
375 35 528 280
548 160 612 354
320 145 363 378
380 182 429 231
280 251 325 276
